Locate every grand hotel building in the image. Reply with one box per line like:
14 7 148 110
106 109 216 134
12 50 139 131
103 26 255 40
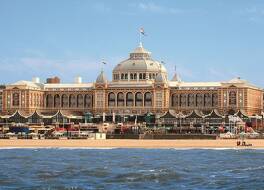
0 44 263 119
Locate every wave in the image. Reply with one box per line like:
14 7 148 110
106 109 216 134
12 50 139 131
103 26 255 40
169 147 264 150
225 165 264 173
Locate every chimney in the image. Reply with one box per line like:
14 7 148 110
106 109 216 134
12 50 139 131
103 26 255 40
74 76 82 84
32 77 40 83
46 76 60 84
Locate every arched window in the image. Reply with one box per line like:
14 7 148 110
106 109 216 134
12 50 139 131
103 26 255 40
126 92 134 107
69 94 76 108
46 94 53 108
77 94 83 107
143 73 146 79
54 94 60 108
188 94 195 107
204 93 212 107
171 94 178 107
125 73 128 80
229 91 237 106
139 73 143 80
196 94 203 107
117 92 125 107
212 93 218 107
108 93 115 107
61 94 68 108
12 93 20 107
144 92 152 107
130 73 134 80
135 92 143 107
121 73 124 80
148 73 151 79
84 94 93 107
134 73 137 79
180 94 187 107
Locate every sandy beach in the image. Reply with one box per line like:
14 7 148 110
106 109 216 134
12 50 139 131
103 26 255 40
0 139 263 148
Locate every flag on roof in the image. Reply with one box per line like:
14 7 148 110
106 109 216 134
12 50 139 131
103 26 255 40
140 27 146 36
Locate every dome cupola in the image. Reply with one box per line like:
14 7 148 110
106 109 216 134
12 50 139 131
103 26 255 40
112 43 167 82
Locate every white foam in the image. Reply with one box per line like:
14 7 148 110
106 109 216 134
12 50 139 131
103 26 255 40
225 165 264 172
169 147 264 150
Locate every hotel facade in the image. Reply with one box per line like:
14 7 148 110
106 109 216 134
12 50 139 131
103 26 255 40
0 44 263 120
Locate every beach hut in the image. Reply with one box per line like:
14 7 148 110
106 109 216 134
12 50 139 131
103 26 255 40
182 110 205 133
6 110 28 123
145 112 155 127
184 110 204 124
159 110 177 127
204 109 225 128
27 110 44 124
235 110 249 122
51 110 69 124
60 110 84 124
84 112 93 123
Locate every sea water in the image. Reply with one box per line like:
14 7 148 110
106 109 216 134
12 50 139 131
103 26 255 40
0 148 263 190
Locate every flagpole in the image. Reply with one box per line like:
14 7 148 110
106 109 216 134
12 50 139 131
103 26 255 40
101 59 106 72
139 29 142 46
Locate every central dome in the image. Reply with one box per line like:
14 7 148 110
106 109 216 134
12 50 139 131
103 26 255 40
112 44 167 82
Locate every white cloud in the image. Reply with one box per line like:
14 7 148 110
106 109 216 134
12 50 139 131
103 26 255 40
0 54 125 83
92 2 111 13
138 2 185 15
235 6 264 23
0 57 103 83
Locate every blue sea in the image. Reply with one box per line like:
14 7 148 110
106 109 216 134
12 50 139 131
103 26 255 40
0 148 263 190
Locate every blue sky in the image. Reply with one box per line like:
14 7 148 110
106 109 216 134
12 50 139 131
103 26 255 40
0 0 264 86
